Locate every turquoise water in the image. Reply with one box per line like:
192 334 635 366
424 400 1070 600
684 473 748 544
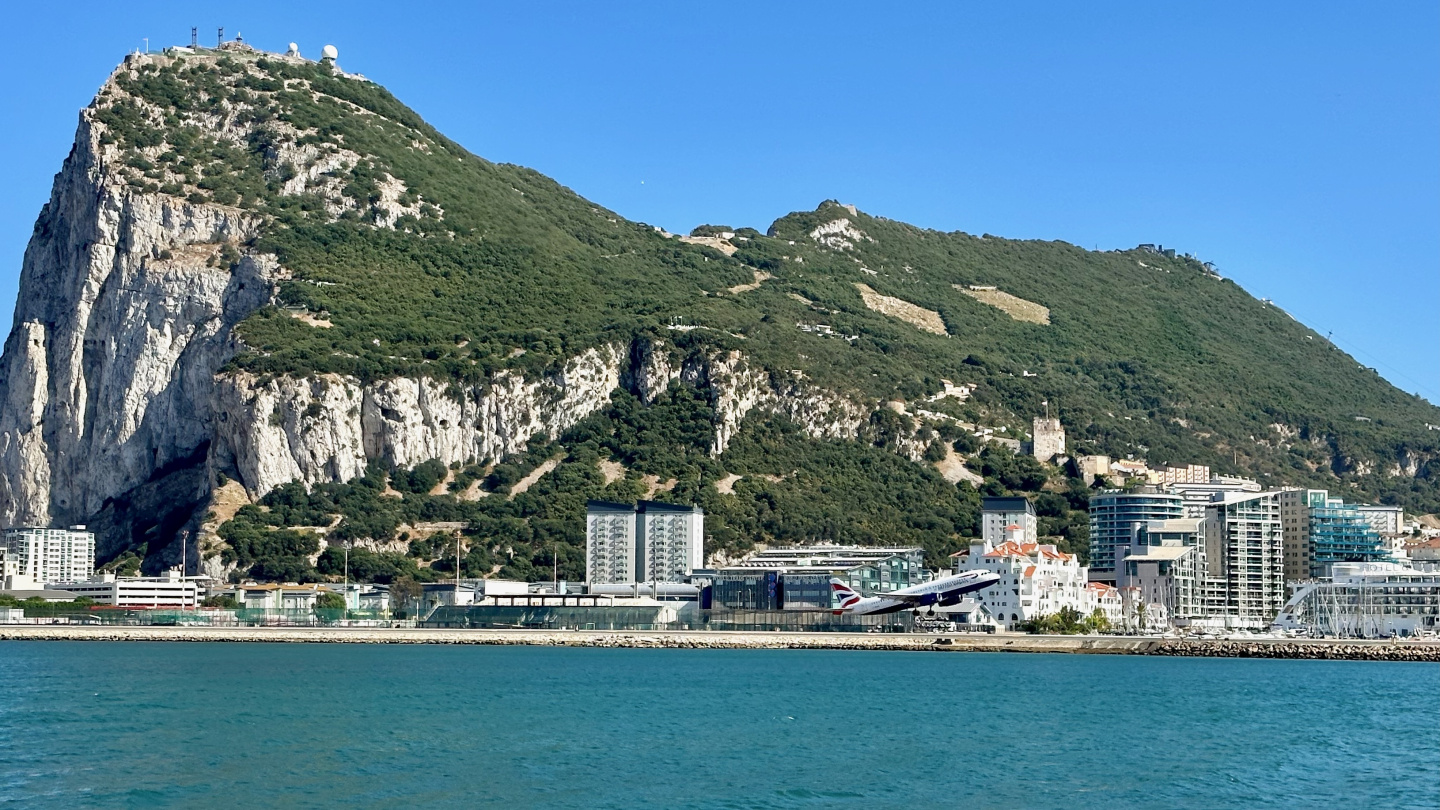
0 643 1435 808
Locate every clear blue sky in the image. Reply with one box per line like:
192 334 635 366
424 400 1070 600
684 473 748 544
1 1 1435 400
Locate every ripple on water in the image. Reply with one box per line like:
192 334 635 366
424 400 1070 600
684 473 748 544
0 644 1434 809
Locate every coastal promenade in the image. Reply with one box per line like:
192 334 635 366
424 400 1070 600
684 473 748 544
3 625 1437 661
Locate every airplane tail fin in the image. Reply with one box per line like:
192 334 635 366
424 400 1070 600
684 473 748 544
830 578 862 610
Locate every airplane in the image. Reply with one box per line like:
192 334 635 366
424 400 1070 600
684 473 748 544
830 569 1001 616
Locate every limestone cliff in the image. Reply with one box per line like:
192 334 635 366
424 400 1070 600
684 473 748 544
0 63 878 566
0 100 272 548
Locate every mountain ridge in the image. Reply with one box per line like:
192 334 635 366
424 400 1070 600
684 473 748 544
0 45 1434 581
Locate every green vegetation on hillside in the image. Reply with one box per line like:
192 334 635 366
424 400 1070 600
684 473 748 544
84 50 1440 579
208 386 1097 583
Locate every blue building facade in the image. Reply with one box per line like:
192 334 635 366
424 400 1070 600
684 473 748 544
1088 491 1185 583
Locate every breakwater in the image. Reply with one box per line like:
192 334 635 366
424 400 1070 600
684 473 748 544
3 625 1437 661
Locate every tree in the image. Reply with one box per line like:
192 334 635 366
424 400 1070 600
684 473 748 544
314 591 346 610
389 575 423 617
1022 606 1086 635
1084 608 1111 634
202 594 239 609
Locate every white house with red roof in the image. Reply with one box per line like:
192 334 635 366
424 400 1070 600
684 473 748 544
1086 582 1123 625
957 524 1090 631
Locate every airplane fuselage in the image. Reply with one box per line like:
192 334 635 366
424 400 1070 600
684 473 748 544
837 569 1001 615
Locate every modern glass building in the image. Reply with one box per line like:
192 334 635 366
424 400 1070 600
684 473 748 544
1087 491 1184 583
1308 501 1388 578
1279 489 1389 580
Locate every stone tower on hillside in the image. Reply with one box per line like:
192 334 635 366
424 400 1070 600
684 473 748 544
1032 417 1066 462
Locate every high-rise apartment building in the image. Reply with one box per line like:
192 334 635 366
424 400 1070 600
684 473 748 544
585 501 639 584
2 526 96 589
1203 492 1284 626
980 497 1037 548
1087 491 1184 584
585 500 704 584
1115 518 1206 623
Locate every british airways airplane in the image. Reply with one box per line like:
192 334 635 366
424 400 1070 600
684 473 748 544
830 569 1001 616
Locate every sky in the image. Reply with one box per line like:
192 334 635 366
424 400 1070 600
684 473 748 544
0 1 1435 401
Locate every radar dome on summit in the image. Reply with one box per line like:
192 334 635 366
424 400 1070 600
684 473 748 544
322 44 338 60
286 42 300 57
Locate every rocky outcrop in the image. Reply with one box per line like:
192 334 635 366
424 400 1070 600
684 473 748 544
0 56 955 571
0 111 876 560
0 107 273 544
209 341 870 500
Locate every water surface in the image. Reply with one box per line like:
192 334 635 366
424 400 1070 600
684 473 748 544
0 643 1434 808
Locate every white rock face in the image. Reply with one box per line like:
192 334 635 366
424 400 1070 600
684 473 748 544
0 64 894 560
208 342 871 500
0 111 272 529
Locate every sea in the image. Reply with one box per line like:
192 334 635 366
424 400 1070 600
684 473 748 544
0 643 1435 809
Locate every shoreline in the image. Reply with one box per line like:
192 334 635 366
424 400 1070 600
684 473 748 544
2 625 1437 661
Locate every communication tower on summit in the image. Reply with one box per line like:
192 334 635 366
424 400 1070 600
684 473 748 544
217 27 223 47
191 27 197 49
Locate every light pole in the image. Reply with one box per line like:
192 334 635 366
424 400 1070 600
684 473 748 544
343 540 350 614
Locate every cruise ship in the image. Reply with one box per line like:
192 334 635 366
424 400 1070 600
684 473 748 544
1274 562 1440 638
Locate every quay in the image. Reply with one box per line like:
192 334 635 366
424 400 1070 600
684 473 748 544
2 625 1437 661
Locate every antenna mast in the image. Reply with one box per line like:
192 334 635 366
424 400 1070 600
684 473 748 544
191 27 197 48
217 27 223 48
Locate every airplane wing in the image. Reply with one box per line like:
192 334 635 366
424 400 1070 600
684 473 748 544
876 592 929 604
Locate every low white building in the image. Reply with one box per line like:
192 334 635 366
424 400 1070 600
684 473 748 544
1086 582 1123 625
48 569 209 608
1119 586 1169 632
1275 562 1440 638
934 598 998 631
964 527 1090 631
228 582 336 611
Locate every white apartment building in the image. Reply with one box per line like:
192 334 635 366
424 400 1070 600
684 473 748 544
586 501 639 583
1153 464 1211 486
1086 582 1123 625
49 569 209 608
0 546 19 589
3 526 95 589
1204 491 1285 628
1165 477 1262 518
1356 505 1405 536
967 527 1089 631
585 500 705 584
980 497 1037 547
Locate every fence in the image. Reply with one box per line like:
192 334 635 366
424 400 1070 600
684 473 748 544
7 606 397 627
423 606 917 633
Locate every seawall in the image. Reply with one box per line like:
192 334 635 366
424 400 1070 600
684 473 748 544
2 626 1437 661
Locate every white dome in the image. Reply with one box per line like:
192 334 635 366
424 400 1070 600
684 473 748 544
322 44 338 60
288 42 298 52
